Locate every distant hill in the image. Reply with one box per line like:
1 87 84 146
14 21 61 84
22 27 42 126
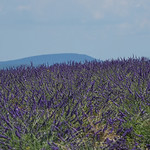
0 53 98 70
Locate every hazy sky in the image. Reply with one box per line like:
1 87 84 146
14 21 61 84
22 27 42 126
0 0 150 61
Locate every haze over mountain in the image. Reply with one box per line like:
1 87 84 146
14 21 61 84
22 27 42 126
0 53 98 70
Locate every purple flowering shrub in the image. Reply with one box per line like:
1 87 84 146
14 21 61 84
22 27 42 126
0 57 150 149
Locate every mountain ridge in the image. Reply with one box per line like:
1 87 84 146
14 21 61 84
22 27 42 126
0 53 98 70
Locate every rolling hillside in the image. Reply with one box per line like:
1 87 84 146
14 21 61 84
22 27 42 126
0 53 98 70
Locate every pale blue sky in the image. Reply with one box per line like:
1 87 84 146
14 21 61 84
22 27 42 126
0 0 150 61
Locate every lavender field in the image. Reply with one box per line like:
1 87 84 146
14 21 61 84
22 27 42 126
0 57 150 150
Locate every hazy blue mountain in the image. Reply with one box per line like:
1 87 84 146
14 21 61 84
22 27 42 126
0 53 98 70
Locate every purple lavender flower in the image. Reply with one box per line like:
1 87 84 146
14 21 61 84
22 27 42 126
0 134 11 140
15 130 21 139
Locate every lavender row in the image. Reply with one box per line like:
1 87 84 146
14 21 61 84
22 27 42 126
0 57 150 149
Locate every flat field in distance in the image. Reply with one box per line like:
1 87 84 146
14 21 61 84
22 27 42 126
0 57 150 150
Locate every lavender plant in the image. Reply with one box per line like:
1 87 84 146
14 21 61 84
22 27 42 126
0 57 150 149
